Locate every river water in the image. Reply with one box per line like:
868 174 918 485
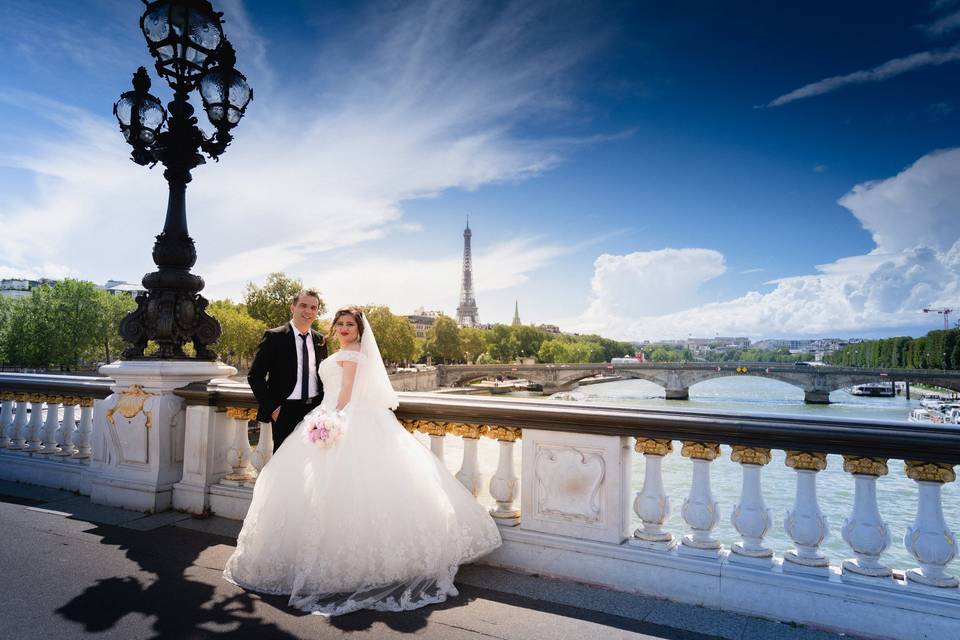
414 377 958 571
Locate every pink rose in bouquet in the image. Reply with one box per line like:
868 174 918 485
302 408 345 448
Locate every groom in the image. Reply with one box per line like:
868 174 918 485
248 289 328 452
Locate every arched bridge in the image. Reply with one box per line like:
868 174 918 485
435 362 960 403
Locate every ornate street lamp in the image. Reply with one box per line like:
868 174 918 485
113 0 253 359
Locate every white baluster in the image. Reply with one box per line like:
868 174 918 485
904 461 958 587
56 400 78 456
8 396 28 450
40 397 62 453
250 422 273 472
454 424 485 496
487 427 521 525
841 456 891 578
784 451 830 572
223 408 256 483
25 398 45 452
730 446 773 562
679 442 721 555
429 434 445 462
72 400 93 459
0 396 13 447
632 438 676 550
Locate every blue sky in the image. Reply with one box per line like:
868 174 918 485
1 1 959 340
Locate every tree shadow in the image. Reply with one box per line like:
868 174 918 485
55 521 302 639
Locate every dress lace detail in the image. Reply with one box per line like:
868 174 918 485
223 347 501 616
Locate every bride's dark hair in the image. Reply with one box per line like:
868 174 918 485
329 306 364 343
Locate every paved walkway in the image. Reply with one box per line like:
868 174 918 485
0 480 846 640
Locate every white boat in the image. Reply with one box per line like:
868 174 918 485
909 401 960 424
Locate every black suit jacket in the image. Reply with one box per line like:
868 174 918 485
248 323 328 423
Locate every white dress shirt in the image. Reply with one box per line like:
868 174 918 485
287 321 319 400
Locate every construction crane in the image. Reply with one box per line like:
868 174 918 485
923 307 953 331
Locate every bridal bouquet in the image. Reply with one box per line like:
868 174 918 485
302 408 346 448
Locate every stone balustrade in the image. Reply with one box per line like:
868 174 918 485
0 374 112 494
1 373 958 638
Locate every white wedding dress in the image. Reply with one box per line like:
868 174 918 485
223 319 502 616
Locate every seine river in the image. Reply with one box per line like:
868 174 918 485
415 377 958 571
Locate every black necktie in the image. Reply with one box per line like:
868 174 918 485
300 333 309 400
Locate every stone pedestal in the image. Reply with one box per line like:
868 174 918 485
90 360 236 513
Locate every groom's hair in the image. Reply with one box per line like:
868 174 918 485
329 306 365 343
290 289 322 307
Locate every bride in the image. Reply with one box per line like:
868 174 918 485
224 306 502 615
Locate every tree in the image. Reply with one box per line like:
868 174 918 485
460 327 487 363
363 305 417 365
512 325 548 360
94 290 137 363
49 280 103 368
5 289 57 368
424 316 462 363
209 299 267 368
244 272 326 329
538 338 573 363
486 324 518 362
0 295 10 363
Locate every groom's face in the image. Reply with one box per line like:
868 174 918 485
290 294 321 326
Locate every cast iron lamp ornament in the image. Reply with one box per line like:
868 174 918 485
113 0 252 359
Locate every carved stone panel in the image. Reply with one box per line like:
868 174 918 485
521 428 631 544
535 446 605 523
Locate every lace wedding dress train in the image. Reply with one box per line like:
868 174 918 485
224 332 502 616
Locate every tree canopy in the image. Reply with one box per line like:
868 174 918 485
243 272 326 329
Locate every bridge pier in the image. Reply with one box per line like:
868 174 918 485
804 390 831 404
665 387 689 400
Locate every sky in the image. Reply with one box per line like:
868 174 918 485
1 1 959 342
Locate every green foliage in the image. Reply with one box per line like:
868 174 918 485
424 315 462 363
826 328 960 369
0 295 10 362
537 336 607 363
209 299 268 368
486 324 519 362
459 327 487 363
511 325 549 358
50 280 104 367
243 272 326 329
363 305 418 365
93 289 136 363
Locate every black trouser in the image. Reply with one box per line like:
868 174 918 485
272 397 321 452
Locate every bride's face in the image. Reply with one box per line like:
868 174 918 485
334 314 360 345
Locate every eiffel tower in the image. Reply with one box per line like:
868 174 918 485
456 217 479 327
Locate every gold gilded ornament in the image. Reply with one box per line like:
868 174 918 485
226 407 258 421
485 426 521 442
106 385 154 430
785 451 827 471
842 455 888 476
681 441 720 461
635 438 673 456
905 461 956 483
451 423 487 439
731 446 772 466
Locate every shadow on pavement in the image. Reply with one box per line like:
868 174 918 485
55 521 300 639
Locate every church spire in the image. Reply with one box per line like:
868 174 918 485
512 300 521 326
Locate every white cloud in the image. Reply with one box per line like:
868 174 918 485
765 45 960 107
925 9 960 36
0 1 600 296
838 147 960 253
569 149 960 340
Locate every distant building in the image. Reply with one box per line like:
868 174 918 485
0 277 58 299
537 324 561 335
512 301 521 326
405 307 446 339
456 218 480 327
101 280 145 296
